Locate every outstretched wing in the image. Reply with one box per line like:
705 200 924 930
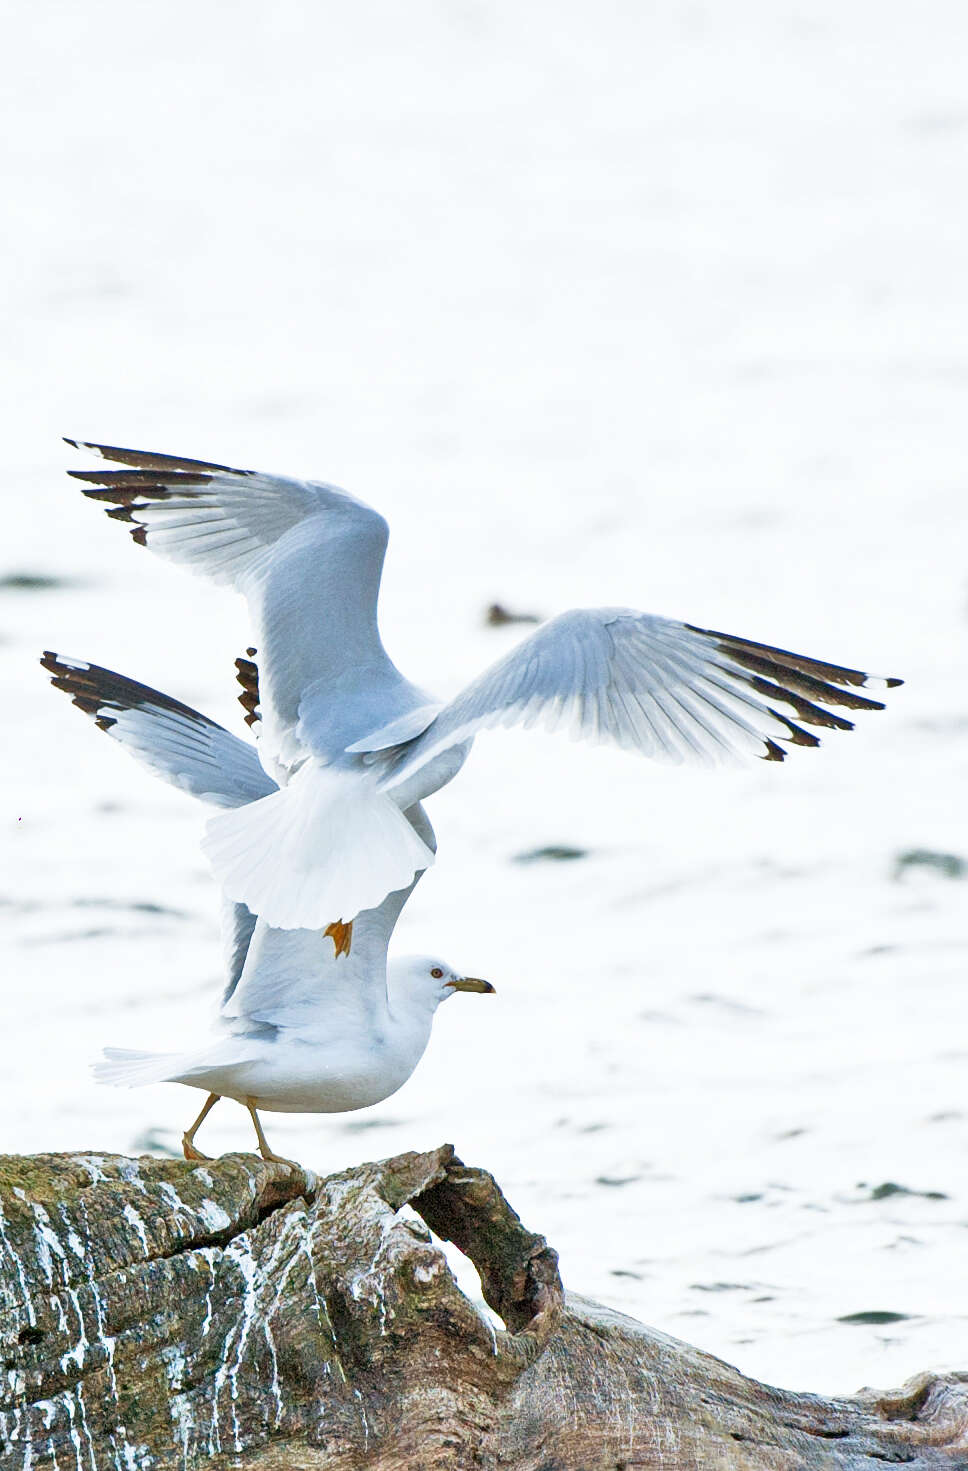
383 608 903 786
220 803 437 1026
41 652 273 997
67 439 426 769
41 653 277 806
66 439 382 591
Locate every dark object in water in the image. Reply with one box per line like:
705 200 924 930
129 1128 181 1158
863 1181 949 1202
837 1310 912 1325
0 572 73 590
486 602 541 626
513 845 588 865
894 848 967 880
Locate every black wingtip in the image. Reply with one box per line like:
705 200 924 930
886 677 904 688
40 649 81 677
62 439 248 475
235 650 261 727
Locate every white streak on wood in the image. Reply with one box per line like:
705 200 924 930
0 1198 36 1326
121 1205 150 1256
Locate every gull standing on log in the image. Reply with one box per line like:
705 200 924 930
69 440 903 936
41 654 493 1164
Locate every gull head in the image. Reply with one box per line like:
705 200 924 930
390 954 495 1013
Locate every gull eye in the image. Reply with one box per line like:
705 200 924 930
431 966 444 979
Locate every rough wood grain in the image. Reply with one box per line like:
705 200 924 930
0 1146 964 1470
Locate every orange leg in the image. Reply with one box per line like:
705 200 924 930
182 1092 220 1161
246 1103 300 1169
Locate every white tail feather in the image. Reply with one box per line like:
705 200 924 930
201 760 435 930
94 1047 183 1088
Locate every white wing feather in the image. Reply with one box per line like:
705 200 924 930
41 652 276 807
42 652 273 1000
219 895 260 1007
66 439 378 589
383 608 900 789
68 440 435 773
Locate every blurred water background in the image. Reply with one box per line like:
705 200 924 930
2 0 967 1396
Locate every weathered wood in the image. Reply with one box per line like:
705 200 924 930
0 1145 964 1470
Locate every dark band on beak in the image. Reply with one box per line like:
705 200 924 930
447 977 495 994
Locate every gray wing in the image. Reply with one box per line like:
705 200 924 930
42 652 276 997
220 803 437 1026
220 894 259 1006
382 608 903 786
66 439 382 592
67 439 430 770
42 653 277 807
41 653 277 806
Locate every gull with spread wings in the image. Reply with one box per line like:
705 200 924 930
41 653 492 1164
69 439 902 938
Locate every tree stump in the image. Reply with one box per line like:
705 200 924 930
0 1145 965 1469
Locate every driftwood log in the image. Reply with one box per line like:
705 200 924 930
0 1145 965 1470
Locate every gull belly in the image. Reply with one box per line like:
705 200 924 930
172 1025 429 1116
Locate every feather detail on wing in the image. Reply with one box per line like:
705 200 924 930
43 651 269 991
344 703 442 755
66 438 385 590
67 439 430 774
202 760 435 931
41 652 277 807
382 608 903 789
220 895 260 1008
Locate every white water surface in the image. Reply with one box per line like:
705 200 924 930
2 0 967 1398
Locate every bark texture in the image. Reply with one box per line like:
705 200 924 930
0 1144 965 1470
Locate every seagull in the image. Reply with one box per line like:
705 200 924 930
68 439 902 936
41 653 493 1164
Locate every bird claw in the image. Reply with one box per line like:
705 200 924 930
257 1148 302 1171
182 1136 211 1162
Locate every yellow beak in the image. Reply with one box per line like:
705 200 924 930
447 977 495 994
